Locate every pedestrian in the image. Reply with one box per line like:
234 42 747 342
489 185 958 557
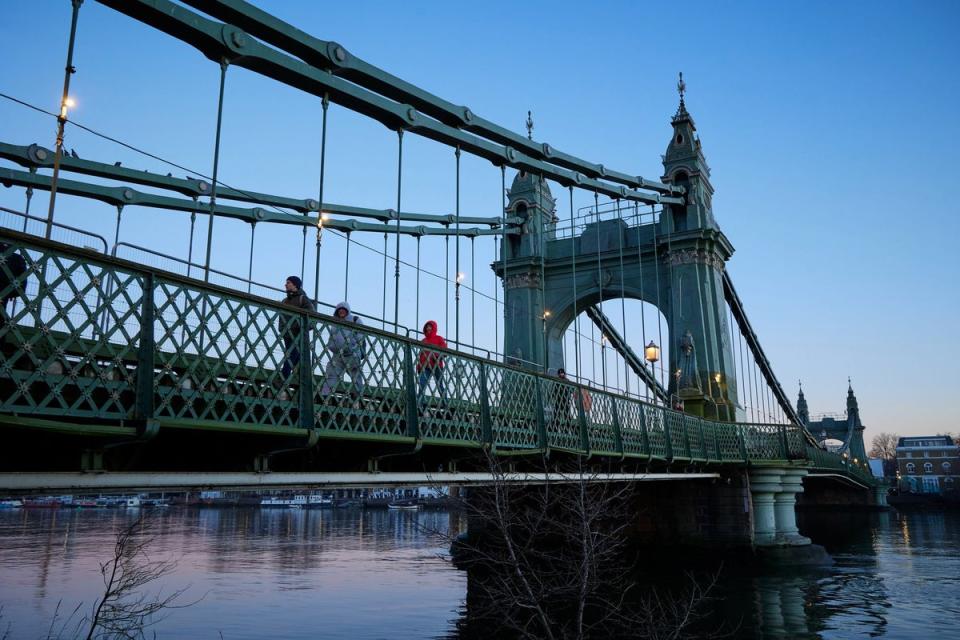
278 275 314 380
319 301 366 398
416 320 447 406
0 242 27 342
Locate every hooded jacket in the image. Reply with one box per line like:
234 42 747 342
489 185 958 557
327 301 365 357
417 320 447 370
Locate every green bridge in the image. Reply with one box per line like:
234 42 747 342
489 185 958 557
0 0 885 554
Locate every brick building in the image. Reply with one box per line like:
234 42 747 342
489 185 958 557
896 435 960 494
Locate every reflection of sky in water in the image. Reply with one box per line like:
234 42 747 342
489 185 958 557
1 509 959 639
0 508 466 640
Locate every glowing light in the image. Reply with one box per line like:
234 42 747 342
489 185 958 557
644 341 660 364
456 272 466 283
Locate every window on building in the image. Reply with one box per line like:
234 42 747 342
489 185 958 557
906 463 915 474
924 462 933 473
903 452 912 458
943 461 952 472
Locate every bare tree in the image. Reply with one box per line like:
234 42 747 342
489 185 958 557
80 516 192 640
439 451 718 640
869 432 899 460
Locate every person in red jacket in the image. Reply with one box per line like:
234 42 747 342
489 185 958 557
417 320 447 406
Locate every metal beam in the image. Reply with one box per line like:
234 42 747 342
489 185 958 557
178 0 683 197
0 166 515 238
584 305 669 402
0 471 720 493
93 0 683 206
0 141 507 227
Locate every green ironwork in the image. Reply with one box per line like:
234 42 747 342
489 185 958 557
0 229 876 485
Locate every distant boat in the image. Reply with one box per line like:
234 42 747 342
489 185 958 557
0 499 23 509
260 494 332 508
387 499 420 511
22 497 62 508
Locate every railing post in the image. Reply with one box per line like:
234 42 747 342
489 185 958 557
713 420 722 461
575 385 591 456
403 343 419 439
681 415 692 458
738 424 748 462
638 402 651 458
779 424 789 459
611 397 624 456
697 419 708 460
134 272 155 423
663 409 674 461
534 377 547 450
478 363 493 446
298 311 314 429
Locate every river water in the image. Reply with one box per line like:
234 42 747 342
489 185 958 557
0 507 956 639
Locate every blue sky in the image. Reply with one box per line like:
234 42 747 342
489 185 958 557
1 0 958 441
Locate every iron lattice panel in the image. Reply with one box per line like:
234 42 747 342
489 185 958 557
1 244 142 420
786 426 806 458
717 422 744 461
643 405 668 458
312 322 406 439
153 280 298 428
665 411 689 459
417 350 482 445
745 424 783 461
487 367 539 449
541 378 582 451
615 398 647 457
685 416 708 460
584 391 618 455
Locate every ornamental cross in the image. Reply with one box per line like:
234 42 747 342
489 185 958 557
677 72 686 102
526 110 534 140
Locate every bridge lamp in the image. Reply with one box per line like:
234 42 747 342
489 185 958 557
456 272 466 284
60 96 75 118
644 341 660 403
644 341 660 364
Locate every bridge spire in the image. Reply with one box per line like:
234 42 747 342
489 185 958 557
525 110 534 141
846 379 860 423
797 381 809 425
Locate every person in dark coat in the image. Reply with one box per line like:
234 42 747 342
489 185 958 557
416 320 447 406
278 275 314 380
0 243 27 339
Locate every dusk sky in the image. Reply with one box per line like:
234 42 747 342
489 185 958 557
1 1 957 443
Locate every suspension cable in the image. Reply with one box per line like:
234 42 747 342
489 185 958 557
313 93 329 302
202 61 229 283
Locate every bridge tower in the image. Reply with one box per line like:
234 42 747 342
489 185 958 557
800 381 867 461
496 80 740 420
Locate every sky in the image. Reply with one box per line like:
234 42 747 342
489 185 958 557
1 0 958 443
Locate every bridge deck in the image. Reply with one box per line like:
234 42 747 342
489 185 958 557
0 229 874 485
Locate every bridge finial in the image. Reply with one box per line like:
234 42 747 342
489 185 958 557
526 110 534 141
677 72 686 105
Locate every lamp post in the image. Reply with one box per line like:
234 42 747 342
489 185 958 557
644 340 660 404
600 334 608 390
541 310 551 373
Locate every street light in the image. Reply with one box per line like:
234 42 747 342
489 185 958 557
600 334 608 390
541 310 551 372
644 340 659 403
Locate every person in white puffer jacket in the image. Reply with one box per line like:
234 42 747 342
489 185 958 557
320 301 366 397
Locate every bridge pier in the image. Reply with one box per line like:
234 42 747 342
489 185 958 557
774 469 811 545
750 467 813 546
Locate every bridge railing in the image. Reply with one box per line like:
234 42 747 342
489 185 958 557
0 228 870 475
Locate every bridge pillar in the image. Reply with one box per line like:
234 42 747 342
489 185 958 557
872 485 889 508
748 468 784 546
774 469 811 545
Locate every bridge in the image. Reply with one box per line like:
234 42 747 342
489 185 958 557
0 0 884 554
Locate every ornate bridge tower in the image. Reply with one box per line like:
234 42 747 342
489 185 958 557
497 80 741 420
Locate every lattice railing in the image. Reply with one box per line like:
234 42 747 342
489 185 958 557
0 229 874 480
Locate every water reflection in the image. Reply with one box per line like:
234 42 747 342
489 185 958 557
0 508 957 639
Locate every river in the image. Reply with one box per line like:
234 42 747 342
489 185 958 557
0 507 957 639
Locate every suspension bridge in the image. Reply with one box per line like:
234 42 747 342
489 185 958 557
0 0 885 552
